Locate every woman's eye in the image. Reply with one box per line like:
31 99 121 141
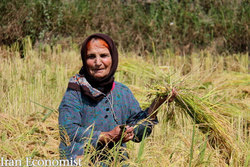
87 54 96 59
100 54 109 58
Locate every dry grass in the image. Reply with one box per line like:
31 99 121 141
0 40 249 166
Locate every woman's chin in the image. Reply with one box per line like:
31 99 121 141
93 74 107 79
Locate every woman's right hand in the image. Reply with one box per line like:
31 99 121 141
99 125 134 144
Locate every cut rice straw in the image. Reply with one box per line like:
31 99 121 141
149 86 239 162
118 55 245 163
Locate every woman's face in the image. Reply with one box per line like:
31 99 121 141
86 39 112 79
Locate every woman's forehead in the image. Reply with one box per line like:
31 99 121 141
87 41 110 55
87 38 109 50
87 44 110 54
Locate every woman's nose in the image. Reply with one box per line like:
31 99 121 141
95 56 102 66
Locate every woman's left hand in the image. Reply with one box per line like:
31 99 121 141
148 88 177 119
168 87 177 102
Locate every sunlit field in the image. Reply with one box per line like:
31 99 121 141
0 39 249 166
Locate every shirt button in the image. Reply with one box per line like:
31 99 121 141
104 115 108 119
106 108 109 111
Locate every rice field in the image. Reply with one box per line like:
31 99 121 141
0 40 249 166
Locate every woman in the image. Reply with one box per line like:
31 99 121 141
58 33 175 165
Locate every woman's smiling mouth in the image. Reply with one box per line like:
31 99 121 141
93 68 105 71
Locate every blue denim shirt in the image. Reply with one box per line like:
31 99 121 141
58 81 157 160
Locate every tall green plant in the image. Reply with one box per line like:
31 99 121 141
1 0 249 53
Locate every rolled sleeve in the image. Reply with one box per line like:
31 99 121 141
124 88 158 142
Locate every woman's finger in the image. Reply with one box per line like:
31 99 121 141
125 126 134 133
122 132 134 142
168 88 177 102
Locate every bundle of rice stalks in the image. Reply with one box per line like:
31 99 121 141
117 53 245 164
150 86 239 162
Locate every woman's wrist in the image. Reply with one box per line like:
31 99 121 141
99 132 111 143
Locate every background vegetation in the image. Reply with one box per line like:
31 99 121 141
0 0 249 54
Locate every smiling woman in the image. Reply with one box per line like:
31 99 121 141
85 38 112 79
58 33 175 166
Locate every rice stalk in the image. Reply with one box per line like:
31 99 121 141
189 119 196 167
118 53 246 163
150 86 239 162
136 127 147 163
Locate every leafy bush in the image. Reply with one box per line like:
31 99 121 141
0 0 249 54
